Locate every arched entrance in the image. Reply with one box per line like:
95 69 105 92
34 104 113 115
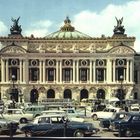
64 89 72 99
30 86 38 104
116 88 125 100
47 89 55 98
10 88 19 102
97 89 105 99
80 89 88 101
134 92 138 99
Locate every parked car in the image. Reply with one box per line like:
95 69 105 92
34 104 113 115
24 105 46 118
99 112 130 129
130 103 140 112
20 114 99 137
91 107 122 120
111 112 140 137
40 110 85 122
0 114 19 135
60 107 82 118
2 108 34 123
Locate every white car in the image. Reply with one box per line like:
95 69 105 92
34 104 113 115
40 109 85 122
91 107 122 120
2 108 34 123
130 103 140 112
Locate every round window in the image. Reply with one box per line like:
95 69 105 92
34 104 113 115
48 60 54 66
65 60 71 66
11 59 17 65
31 60 37 66
81 60 87 66
98 60 104 66
118 59 124 65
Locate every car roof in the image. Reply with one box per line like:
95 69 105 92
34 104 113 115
42 110 65 113
36 114 65 119
6 108 22 110
25 105 45 108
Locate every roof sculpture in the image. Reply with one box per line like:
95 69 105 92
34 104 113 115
10 17 22 35
113 17 125 35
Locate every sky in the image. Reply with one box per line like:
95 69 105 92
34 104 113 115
0 0 140 52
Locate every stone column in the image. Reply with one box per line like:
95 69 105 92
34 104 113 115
60 60 62 83
76 60 79 83
24 59 28 83
126 60 129 82
42 60 45 83
113 60 116 82
73 60 75 83
1 59 5 82
107 59 111 83
5 59 9 82
20 59 23 83
93 60 96 83
56 60 59 83
130 59 134 82
90 60 92 83
39 60 43 83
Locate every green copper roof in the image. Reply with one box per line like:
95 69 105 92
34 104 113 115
45 17 92 39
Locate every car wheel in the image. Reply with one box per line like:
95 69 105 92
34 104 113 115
74 130 84 137
125 130 133 137
25 131 32 137
20 118 28 124
92 114 98 120
35 114 40 118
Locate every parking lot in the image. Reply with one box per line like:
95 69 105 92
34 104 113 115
0 118 116 138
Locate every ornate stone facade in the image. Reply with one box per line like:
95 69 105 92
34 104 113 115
0 17 139 103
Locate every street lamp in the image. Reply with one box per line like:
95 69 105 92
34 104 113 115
12 75 16 88
11 74 16 108
19 91 23 103
119 75 124 108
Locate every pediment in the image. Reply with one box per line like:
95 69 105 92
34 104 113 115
0 45 26 54
109 46 135 54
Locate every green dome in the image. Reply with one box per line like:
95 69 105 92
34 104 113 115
45 17 92 39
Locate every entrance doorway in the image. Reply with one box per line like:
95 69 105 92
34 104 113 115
97 89 105 99
47 89 55 98
80 89 88 101
64 89 72 99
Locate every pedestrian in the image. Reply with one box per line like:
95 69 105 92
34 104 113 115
124 105 129 112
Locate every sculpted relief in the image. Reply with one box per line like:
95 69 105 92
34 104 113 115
109 46 135 54
1 46 26 54
27 42 134 54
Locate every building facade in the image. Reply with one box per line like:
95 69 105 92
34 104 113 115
0 17 139 103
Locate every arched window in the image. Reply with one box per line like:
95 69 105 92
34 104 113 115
47 89 55 98
80 89 88 101
97 89 105 99
64 89 72 99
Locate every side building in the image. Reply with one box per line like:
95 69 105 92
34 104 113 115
0 17 139 104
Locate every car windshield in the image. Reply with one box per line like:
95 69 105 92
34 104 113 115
112 113 117 119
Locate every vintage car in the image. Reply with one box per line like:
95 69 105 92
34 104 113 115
20 114 99 137
2 108 34 123
40 110 85 122
91 107 122 120
0 114 19 135
24 105 46 118
130 103 140 112
111 112 140 137
99 112 130 129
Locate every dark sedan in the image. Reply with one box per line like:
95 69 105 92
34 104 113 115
0 114 19 135
99 112 129 129
20 114 99 137
111 112 140 137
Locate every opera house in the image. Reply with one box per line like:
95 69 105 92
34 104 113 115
0 17 139 103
